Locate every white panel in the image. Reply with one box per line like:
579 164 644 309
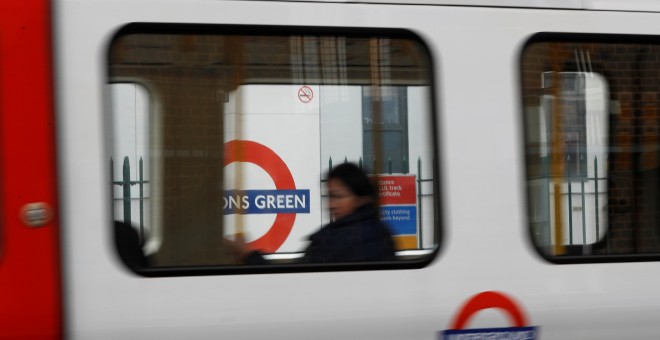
319 85 363 171
224 85 321 252
54 1 660 339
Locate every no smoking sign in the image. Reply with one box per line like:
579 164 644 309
297 86 313 103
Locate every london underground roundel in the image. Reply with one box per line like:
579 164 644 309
224 140 310 253
441 291 538 339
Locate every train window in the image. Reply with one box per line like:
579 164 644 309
522 34 660 262
107 24 439 275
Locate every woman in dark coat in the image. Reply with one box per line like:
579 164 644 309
235 163 395 264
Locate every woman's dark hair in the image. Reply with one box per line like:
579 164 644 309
327 163 376 199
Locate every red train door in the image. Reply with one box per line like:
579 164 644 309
0 0 63 338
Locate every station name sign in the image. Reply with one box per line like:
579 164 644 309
223 189 310 214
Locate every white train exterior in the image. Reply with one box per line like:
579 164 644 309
3 0 660 339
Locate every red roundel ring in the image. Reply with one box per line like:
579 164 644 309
450 291 528 330
224 140 297 253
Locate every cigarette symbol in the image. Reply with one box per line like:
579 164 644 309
298 86 313 103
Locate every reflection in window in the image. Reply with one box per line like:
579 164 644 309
542 72 588 180
108 25 438 271
362 86 409 174
522 36 660 260
110 83 153 253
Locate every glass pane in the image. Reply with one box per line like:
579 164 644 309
108 25 437 271
522 35 660 259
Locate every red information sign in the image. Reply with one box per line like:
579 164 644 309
375 175 418 249
376 175 416 205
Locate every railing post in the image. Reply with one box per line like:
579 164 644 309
580 166 586 247
567 155 573 245
110 157 114 218
139 157 144 245
402 155 408 174
417 157 422 249
388 156 392 174
122 156 131 225
594 156 600 241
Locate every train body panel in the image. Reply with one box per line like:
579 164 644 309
55 2 660 339
2 0 660 338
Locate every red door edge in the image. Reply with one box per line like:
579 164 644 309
0 0 63 338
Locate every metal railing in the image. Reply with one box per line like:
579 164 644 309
533 155 608 249
111 157 149 244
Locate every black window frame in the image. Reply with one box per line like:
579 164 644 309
107 23 443 276
521 32 660 264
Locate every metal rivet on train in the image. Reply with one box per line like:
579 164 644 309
20 202 53 227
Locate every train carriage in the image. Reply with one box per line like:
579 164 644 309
3 0 660 339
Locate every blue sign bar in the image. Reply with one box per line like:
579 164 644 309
380 205 417 235
441 326 538 340
223 189 310 214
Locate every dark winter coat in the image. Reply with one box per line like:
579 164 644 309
244 204 395 264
